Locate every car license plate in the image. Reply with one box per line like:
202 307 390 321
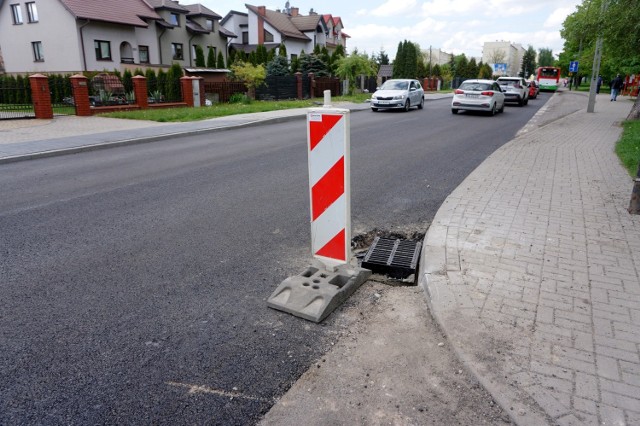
466 94 479 98
378 100 389 104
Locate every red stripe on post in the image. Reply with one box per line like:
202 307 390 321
311 157 344 221
309 114 343 151
315 229 346 261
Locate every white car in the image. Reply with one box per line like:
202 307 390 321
496 76 529 106
451 79 505 116
371 79 424 112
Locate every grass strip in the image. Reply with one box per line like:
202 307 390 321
616 119 640 176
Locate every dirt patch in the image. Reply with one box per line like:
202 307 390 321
260 282 514 425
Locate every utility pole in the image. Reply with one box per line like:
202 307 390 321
587 0 609 113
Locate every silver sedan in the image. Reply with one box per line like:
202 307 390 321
371 79 425 112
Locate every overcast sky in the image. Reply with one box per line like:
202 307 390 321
198 0 582 59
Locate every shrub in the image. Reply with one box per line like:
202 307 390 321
229 92 251 104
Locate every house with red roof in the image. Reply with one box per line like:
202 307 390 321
0 0 233 74
220 3 348 62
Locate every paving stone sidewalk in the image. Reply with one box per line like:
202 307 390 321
422 95 640 425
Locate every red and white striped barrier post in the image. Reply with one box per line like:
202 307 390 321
307 108 351 267
266 105 370 322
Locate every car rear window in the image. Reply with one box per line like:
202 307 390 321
498 80 519 87
459 82 491 91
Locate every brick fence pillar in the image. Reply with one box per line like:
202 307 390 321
132 75 148 109
295 72 303 99
308 72 315 98
29 74 53 119
70 74 92 116
181 76 194 107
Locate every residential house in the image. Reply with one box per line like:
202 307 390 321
321 14 349 53
221 3 348 62
0 0 232 74
145 0 232 68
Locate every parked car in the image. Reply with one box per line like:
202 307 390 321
451 79 505 116
496 76 529 106
371 79 424 112
528 80 540 99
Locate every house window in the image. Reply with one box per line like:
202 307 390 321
11 4 23 24
94 40 112 60
32 41 44 62
26 2 38 23
206 19 214 31
242 32 248 44
172 43 183 60
169 13 179 26
139 45 149 63
264 29 274 43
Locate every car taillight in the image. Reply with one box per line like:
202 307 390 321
481 91 494 96
455 89 464 94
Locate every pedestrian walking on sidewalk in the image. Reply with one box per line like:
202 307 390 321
596 75 603 94
610 74 624 101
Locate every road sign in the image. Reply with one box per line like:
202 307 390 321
307 108 351 266
569 61 579 73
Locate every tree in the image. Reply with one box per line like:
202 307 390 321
377 49 390 66
538 48 554 67
278 43 287 58
230 61 266 98
195 45 205 67
248 51 257 66
521 45 537 78
478 62 493 79
392 40 421 78
266 56 290 76
560 0 640 77
207 47 215 68
299 53 330 76
256 45 268 65
489 49 506 65
403 41 418 78
335 53 375 95
467 58 479 79
454 54 469 78
122 69 133 93
166 63 183 101
145 68 157 93
217 51 225 69
393 41 404 78
290 55 300 73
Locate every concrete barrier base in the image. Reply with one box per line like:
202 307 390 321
267 260 371 323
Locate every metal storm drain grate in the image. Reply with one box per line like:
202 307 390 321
362 237 422 279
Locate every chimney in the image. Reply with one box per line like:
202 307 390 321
290 7 299 16
257 6 266 16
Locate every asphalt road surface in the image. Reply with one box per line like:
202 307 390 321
0 93 554 424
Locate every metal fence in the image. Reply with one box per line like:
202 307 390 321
0 78 34 120
255 75 297 100
49 75 75 116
